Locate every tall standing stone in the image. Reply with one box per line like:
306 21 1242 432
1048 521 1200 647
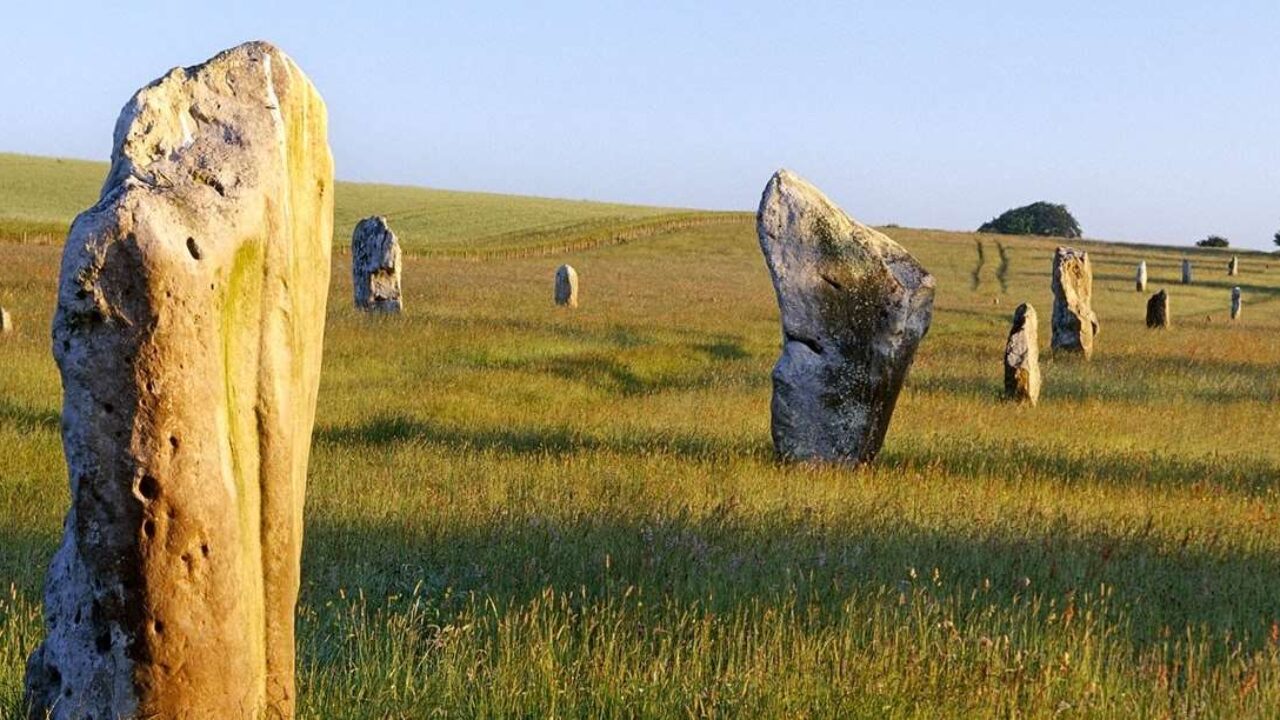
1003 303 1040 405
1135 261 1147 292
1228 256 1239 276
24 42 332 720
1181 259 1192 284
1231 287 1242 320
757 170 934 464
351 216 403 313
1146 290 1170 329
1050 247 1099 359
555 264 579 308
0 306 11 334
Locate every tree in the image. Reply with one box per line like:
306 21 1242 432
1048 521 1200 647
1196 235 1230 248
1273 230 1280 248
978 202 1081 238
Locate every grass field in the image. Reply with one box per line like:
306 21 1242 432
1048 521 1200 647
2 155 1280 717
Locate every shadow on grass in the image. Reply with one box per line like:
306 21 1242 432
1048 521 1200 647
0 399 59 433
912 351 1279 405
316 414 767 461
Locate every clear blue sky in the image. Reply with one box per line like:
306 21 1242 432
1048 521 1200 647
2 1 1278 249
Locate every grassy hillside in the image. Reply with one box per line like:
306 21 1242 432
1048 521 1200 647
0 152 706 256
2 199 1278 716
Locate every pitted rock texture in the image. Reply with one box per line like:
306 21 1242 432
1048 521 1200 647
1004 303 1040 404
1181 259 1192 284
555 264 578 307
351 216 403 313
756 170 934 464
24 41 332 720
1135 261 1147 292
1146 290 1170 329
1050 247 1099 359
1231 287 1242 320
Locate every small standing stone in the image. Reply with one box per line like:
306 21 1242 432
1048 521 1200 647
1228 256 1239 276
1003 303 1040 405
1051 247 1099 359
1231 287 1242 320
1146 290 1170 329
1135 261 1147 292
1181 259 1192 284
0 307 11 334
555 264 579 307
351 216 403 313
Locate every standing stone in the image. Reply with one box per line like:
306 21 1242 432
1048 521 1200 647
1231 287 1242 320
757 170 934 464
1228 256 1239 276
1050 247 1099 359
1003 303 1040 405
351 216 403 313
1146 290 1170 329
0 307 11 334
1134 261 1147 292
555 264 579 307
24 42 332 720
1181 259 1192 284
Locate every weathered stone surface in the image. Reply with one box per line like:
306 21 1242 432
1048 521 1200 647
1003 303 1040 405
0 307 11 334
555 264 578 307
351 216 402 313
1228 256 1239 276
24 42 332 720
1146 290 1170 329
1135 261 1147 292
1231 287 1242 320
1050 247 1099 359
756 170 934 464
1182 259 1192 284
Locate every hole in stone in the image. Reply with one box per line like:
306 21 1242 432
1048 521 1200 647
138 475 159 500
186 237 202 260
95 633 111 653
153 619 165 635
142 520 156 538
73 609 81 624
200 543 210 557
170 436 180 450
64 687 72 698
102 402 114 414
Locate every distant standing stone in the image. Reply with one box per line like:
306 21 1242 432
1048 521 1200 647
1003 303 1040 405
757 169 934 464
1181 259 1192 284
1135 261 1147 292
351 216 403 313
1050 247 1099 359
555 264 579 307
1146 290 1170 329
1228 256 1239 276
0 307 11 334
1231 287 1242 320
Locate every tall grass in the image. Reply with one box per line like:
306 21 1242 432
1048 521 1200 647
1 197 1278 716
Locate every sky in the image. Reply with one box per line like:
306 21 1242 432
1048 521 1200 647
1 1 1278 250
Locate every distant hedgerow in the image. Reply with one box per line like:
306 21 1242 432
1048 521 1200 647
1196 235 1230 248
978 202 1081 239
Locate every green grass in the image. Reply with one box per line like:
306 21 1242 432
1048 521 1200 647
0 152 686 255
2 159 1280 717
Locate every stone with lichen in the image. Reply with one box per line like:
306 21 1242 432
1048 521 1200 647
24 41 331 720
756 169 934 464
